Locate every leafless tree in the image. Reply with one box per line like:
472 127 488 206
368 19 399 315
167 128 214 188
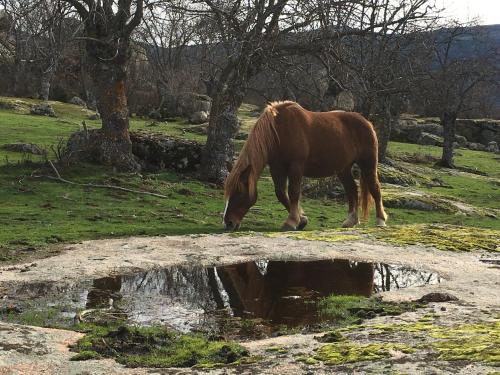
61 0 144 170
1 0 72 100
139 0 199 110
314 0 438 162
416 21 499 167
184 0 441 182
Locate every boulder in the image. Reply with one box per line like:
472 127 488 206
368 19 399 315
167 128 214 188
30 102 56 117
391 121 443 144
417 132 443 146
159 92 212 118
69 96 86 107
456 119 500 146
189 111 209 124
418 292 458 303
487 141 499 153
454 134 468 147
1 143 45 155
466 142 487 151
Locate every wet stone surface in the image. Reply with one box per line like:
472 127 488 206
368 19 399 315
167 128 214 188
1 259 440 338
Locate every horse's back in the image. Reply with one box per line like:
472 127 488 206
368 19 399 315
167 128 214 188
273 105 377 177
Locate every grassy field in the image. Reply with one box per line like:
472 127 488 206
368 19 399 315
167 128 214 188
0 96 499 263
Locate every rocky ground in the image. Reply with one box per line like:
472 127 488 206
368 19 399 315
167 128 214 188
0 233 498 374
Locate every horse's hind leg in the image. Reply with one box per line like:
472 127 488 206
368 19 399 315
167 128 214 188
360 163 387 226
271 166 308 230
338 168 359 228
282 163 306 231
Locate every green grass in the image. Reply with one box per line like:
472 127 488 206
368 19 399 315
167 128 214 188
0 97 499 263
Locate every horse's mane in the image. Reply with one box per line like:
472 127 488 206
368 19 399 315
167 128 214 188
224 101 297 199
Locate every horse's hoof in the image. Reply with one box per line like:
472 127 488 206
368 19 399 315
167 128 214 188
297 216 309 230
376 218 387 227
342 219 359 228
281 222 297 231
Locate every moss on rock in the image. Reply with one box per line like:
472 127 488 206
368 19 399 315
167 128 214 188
315 341 415 365
365 224 499 252
72 324 248 368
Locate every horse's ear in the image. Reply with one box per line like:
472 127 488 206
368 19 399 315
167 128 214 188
226 161 233 173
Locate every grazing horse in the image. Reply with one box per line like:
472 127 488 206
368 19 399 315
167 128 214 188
223 101 387 231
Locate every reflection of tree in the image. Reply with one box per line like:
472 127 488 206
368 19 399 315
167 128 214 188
374 264 440 292
215 260 374 326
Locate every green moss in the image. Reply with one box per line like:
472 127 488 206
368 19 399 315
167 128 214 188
318 295 425 327
72 324 248 368
265 346 288 354
315 341 415 365
317 330 344 343
296 356 319 365
267 229 360 242
365 224 499 252
368 321 500 363
428 322 500 363
70 350 102 361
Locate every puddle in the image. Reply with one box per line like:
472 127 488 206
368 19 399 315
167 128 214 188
2 259 440 337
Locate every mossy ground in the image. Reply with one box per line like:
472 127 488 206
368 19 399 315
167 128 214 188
0 97 499 265
71 323 248 368
361 320 500 364
272 224 499 252
314 341 415 365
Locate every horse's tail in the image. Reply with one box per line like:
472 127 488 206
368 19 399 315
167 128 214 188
359 169 374 221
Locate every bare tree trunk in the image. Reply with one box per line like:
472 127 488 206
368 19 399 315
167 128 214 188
40 64 56 101
377 111 393 163
440 111 457 168
79 24 139 171
201 81 245 183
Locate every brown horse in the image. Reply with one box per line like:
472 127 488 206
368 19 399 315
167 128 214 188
223 101 387 231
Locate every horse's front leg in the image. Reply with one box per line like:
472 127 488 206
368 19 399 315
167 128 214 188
271 166 308 230
282 163 307 231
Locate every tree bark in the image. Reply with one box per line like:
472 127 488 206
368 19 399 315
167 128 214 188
80 24 139 171
201 79 245 183
440 111 457 168
40 64 56 101
377 104 398 163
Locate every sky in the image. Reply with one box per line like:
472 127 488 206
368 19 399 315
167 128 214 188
439 0 500 25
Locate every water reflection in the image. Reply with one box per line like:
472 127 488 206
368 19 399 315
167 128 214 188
79 259 439 332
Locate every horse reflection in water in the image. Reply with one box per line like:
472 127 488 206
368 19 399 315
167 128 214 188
215 260 374 326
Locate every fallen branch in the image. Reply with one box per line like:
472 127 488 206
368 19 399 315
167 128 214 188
31 160 169 199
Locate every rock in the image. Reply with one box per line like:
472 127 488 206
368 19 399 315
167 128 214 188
87 113 100 120
454 134 467 147
455 119 500 146
130 131 202 172
69 96 86 107
190 111 209 124
159 92 212 118
1 143 45 155
378 164 417 186
487 141 498 153
391 122 443 144
466 142 487 151
0 99 15 110
417 132 443 146
30 102 56 117
418 292 459 303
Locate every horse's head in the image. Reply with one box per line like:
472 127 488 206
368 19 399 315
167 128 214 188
223 163 257 231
